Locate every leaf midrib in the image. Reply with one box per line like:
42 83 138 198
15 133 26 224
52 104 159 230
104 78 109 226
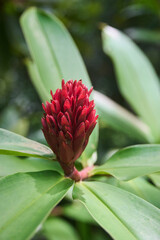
95 165 160 170
36 10 63 84
0 176 67 233
81 182 137 240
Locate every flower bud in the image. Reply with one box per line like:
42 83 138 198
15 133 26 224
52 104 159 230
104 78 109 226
41 80 98 177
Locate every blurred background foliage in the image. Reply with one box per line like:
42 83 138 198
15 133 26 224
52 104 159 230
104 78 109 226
0 0 160 152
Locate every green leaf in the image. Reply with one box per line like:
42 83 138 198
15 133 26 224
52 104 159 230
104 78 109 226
21 7 92 95
126 28 160 44
102 26 160 142
42 217 80 240
0 128 54 159
63 202 95 224
93 90 151 142
73 181 160 240
20 7 99 165
105 177 160 209
0 155 63 176
26 59 49 102
149 172 160 188
0 171 73 240
91 144 160 181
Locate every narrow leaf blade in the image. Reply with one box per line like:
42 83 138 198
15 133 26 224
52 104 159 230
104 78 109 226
73 181 160 240
20 8 99 165
91 145 160 181
42 217 80 240
0 171 73 240
149 172 160 188
102 26 160 142
93 90 151 142
0 128 54 159
0 155 62 176
105 177 160 209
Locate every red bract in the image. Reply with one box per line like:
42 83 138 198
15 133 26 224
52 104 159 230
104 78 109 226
41 79 98 178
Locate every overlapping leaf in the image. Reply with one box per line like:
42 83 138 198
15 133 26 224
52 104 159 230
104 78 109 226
91 145 160 180
42 217 80 240
93 90 151 142
0 171 73 240
73 181 160 240
20 7 99 165
0 128 54 159
102 26 160 142
0 155 62 176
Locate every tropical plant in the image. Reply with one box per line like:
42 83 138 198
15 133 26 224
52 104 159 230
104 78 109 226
0 7 160 240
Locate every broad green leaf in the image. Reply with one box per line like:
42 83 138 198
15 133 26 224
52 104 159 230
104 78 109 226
20 7 99 165
0 128 54 159
102 26 160 142
42 217 80 240
63 202 95 224
105 177 160 209
73 181 160 240
21 7 92 94
149 172 160 188
26 59 49 102
0 155 62 176
0 171 73 240
91 145 160 181
93 90 152 142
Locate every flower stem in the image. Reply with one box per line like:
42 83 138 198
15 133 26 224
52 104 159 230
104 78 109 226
68 166 94 182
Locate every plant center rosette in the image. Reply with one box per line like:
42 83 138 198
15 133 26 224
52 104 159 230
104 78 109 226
41 79 98 181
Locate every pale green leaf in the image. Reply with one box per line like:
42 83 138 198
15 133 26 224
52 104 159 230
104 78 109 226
0 128 54 159
93 90 152 142
0 155 62 176
91 145 160 181
149 172 160 188
105 177 160 208
20 7 99 165
42 217 80 240
0 171 73 240
126 28 160 44
73 181 160 240
102 26 160 142
63 201 95 224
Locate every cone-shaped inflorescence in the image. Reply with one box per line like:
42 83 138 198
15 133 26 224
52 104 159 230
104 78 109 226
41 80 98 180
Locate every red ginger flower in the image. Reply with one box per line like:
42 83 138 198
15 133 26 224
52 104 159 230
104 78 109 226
41 79 98 179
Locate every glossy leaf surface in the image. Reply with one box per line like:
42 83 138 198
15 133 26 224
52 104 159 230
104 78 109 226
21 8 98 165
0 155 62 176
91 145 160 180
105 177 160 208
102 26 160 142
0 171 73 240
73 181 160 240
